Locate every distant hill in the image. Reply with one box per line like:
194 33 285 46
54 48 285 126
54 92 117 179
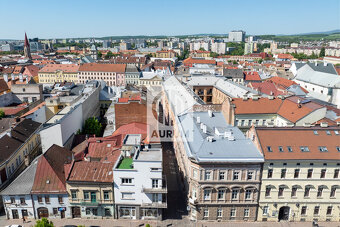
291 29 340 36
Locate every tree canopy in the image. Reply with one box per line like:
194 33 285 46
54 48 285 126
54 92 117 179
34 218 54 227
0 109 4 118
83 117 102 136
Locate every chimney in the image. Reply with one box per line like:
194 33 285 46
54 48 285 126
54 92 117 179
297 98 302 108
202 124 207 133
197 116 201 123
208 110 213 118
200 122 204 129
3 74 8 83
11 73 14 81
323 62 327 66
315 62 318 66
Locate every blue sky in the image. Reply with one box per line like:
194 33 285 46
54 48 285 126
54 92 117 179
1 0 339 39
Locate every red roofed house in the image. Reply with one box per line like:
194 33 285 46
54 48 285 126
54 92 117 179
183 57 216 67
31 144 73 219
78 63 126 86
244 71 261 82
222 96 327 132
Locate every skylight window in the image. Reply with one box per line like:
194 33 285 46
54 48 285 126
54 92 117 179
279 146 284 152
267 146 273 152
326 131 331 135
287 146 293 152
313 130 318 135
318 146 328 152
335 131 339 135
300 146 310 152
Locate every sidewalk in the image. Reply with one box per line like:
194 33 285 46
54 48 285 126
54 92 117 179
0 218 339 227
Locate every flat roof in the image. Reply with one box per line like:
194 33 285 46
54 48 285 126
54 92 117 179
117 157 133 169
137 149 162 162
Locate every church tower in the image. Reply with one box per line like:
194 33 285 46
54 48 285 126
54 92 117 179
24 32 32 59
90 39 98 61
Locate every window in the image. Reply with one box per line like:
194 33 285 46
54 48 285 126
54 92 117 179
53 208 58 215
37 196 42 203
280 169 286 179
105 208 111 216
217 208 223 218
121 178 133 184
203 209 209 217
192 169 198 179
301 206 307 215
314 206 320 215
278 146 284 152
152 194 158 202
244 208 250 217
337 147 340 152
335 130 339 135
192 187 197 199
318 146 328 152
58 196 63 204
45 196 50 203
71 190 77 199
287 146 293 152
90 192 96 202
231 189 238 200
291 186 297 197
219 171 225 180
267 169 273 178
19 197 25 205
263 206 269 215
104 191 109 200
307 169 313 178
122 193 133 200
233 171 239 180
278 187 284 197
84 191 89 200
334 169 339 179
217 189 225 200
294 169 300 178
326 206 332 215
330 187 336 197
204 171 211 180
267 146 273 152
204 189 211 200
265 187 271 197
247 171 254 180
10 197 15 204
152 179 159 188
317 187 323 197
230 208 236 217
320 169 326 178
245 189 252 200
314 130 318 135
92 208 98 216
300 146 310 152
304 187 310 197
326 130 331 135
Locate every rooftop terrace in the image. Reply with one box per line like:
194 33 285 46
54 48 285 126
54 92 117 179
117 157 133 169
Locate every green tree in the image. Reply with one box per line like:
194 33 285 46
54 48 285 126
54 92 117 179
258 59 263 64
0 109 4 118
233 60 238 65
97 51 102 59
83 117 102 136
35 218 54 227
210 52 219 58
105 51 114 59
319 47 325 58
145 224 151 227
199 47 206 51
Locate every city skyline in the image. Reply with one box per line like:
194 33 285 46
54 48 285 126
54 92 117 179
1 0 339 39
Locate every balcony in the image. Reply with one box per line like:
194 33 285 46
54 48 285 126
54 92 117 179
142 186 167 194
69 199 113 206
141 202 167 209
189 197 198 205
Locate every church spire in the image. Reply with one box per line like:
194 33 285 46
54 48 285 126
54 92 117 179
24 32 32 59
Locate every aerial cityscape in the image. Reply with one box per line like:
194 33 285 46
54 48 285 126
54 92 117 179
0 1 340 227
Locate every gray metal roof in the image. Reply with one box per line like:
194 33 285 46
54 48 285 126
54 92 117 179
295 64 340 88
0 158 38 195
222 68 244 78
295 62 337 75
177 111 264 163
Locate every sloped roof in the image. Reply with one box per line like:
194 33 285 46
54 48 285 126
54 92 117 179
0 158 38 195
255 126 340 160
39 64 79 73
78 63 126 73
0 79 10 93
183 57 216 65
244 71 261 81
295 62 337 75
67 161 115 183
31 144 73 194
222 68 244 78
232 98 283 114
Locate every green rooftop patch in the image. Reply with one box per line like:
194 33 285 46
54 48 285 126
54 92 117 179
118 158 133 169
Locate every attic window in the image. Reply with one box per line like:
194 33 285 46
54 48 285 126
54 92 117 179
336 147 340 152
107 144 111 148
287 146 293 152
326 131 331 135
313 130 318 135
278 146 284 152
318 146 328 152
267 146 273 152
300 146 310 152
334 131 339 135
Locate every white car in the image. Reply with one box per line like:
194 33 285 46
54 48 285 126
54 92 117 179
5 225 23 227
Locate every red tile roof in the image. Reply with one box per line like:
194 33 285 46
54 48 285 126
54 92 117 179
248 81 286 96
39 64 79 73
118 96 141 103
21 102 45 117
244 71 261 81
232 98 283 114
78 63 126 73
254 126 340 160
67 161 115 183
183 57 216 65
87 135 122 160
267 76 309 93
0 79 9 93
276 54 294 59
31 144 72 194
